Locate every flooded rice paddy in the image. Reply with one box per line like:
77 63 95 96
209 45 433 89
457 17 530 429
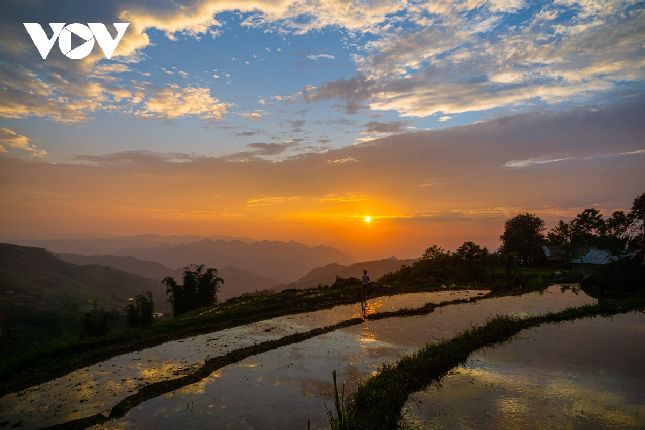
78 286 596 430
399 311 645 429
0 290 483 428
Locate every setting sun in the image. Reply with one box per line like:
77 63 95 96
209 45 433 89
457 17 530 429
364 216 372 223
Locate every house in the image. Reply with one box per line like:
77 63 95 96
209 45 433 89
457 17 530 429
572 249 617 265
571 249 618 274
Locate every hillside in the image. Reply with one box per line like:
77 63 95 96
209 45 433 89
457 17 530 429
217 266 279 300
55 253 279 300
0 243 167 311
121 239 352 282
57 253 176 280
275 257 416 291
7 236 352 283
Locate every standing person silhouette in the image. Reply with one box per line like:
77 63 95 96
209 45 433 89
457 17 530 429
360 269 370 317
361 269 370 287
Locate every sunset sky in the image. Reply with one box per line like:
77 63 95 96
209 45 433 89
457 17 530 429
1 0 644 259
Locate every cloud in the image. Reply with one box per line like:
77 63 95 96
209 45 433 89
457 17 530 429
2 99 643 253
505 148 645 168
246 141 295 156
362 120 408 134
0 0 403 124
238 110 264 120
235 130 259 137
306 1 645 117
288 119 306 132
247 195 299 205
327 157 357 164
504 157 569 168
0 128 47 157
135 84 228 120
73 150 199 165
307 53 335 61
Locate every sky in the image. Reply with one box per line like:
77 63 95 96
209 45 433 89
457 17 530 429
1 0 644 259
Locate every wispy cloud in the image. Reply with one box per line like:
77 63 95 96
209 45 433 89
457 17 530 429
0 128 47 157
307 53 335 61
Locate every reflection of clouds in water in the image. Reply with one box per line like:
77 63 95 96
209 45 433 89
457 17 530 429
402 313 645 430
174 371 223 396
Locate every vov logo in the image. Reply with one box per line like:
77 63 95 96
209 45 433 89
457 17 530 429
24 23 130 60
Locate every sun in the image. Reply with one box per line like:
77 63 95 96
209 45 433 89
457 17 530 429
364 215 372 224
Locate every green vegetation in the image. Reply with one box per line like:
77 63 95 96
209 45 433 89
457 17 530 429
380 242 559 291
499 212 546 265
125 292 154 328
546 192 645 257
327 299 645 430
164 264 223 315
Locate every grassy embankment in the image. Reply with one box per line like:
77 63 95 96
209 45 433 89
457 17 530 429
327 297 645 430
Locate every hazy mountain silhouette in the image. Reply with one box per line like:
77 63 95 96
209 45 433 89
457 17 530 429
6 236 351 282
117 239 352 282
7 234 250 255
57 253 176 280
57 253 279 300
217 266 279 300
274 257 416 291
0 243 168 311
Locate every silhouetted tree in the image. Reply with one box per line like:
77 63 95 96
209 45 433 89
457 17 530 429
630 192 645 254
125 292 154 328
455 241 489 280
164 265 223 315
499 213 546 266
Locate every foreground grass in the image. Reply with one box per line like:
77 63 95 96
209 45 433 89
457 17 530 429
330 297 645 430
0 280 499 396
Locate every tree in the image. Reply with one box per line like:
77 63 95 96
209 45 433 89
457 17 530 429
420 245 447 261
125 292 154 328
547 220 573 253
164 264 223 315
499 213 546 266
630 192 645 253
599 210 633 254
455 241 489 280
570 208 605 248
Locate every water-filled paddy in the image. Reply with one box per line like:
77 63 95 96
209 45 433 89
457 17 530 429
0 290 482 429
91 286 595 430
399 311 645 429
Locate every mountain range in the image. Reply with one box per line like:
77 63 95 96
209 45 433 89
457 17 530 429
275 257 416 291
9 236 353 282
0 243 168 311
57 253 278 300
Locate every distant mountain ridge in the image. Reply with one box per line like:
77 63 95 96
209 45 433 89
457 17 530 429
6 234 252 255
56 253 280 300
274 257 416 291
57 253 176 280
6 236 352 283
0 243 168 311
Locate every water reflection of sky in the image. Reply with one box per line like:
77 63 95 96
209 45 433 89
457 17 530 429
400 311 645 430
87 286 596 430
0 290 482 429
